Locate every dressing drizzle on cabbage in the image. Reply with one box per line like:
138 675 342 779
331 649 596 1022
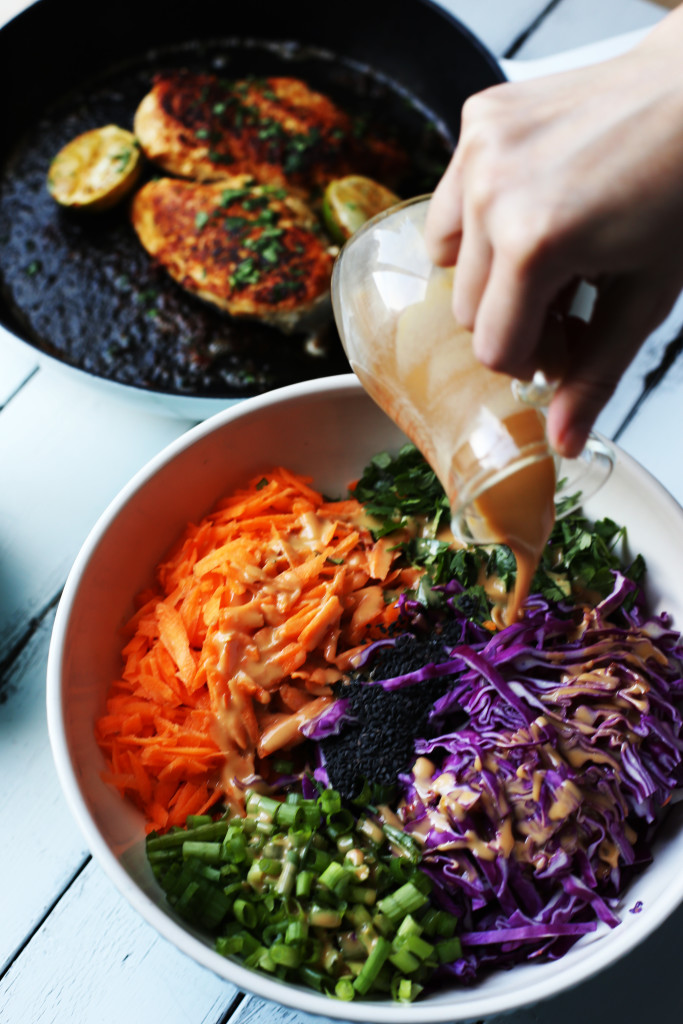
307 448 683 980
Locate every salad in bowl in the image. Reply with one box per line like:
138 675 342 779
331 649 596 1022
47 375 683 1022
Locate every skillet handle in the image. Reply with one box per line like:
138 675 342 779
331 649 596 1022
499 26 650 81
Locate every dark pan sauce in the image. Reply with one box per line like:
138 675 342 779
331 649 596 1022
0 39 454 399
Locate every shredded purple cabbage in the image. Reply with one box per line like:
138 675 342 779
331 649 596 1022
387 573 683 977
300 697 353 740
303 571 683 981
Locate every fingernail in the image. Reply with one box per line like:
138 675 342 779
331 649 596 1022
553 421 589 460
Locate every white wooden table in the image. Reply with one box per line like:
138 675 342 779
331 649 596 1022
1 1 682 1022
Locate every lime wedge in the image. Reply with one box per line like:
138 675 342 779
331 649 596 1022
322 175 399 243
47 125 143 211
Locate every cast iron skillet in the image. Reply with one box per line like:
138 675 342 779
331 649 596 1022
0 0 504 419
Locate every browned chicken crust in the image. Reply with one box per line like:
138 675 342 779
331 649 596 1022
134 71 406 191
130 176 334 328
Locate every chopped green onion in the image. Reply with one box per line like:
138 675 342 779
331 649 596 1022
349 885 376 906
383 824 420 863
186 814 214 828
295 869 315 898
246 792 280 822
147 785 464 1004
309 904 344 928
436 936 463 963
233 899 258 929
396 914 423 939
270 942 302 968
388 946 421 973
352 936 392 995
326 808 355 838
319 861 351 896
334 977 356 1001
377 881 430 924
182 841 223 864
297 966 327 992
275 801 304 828
397 932 434 961
357 816 385 846
285 919 308 944
391 976 423 1003
147 820 228 851
318 789 342 816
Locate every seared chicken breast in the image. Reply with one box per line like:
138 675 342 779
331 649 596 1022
134 71 406 192
130 175 334 329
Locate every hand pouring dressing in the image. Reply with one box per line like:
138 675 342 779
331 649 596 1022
332 196 611 624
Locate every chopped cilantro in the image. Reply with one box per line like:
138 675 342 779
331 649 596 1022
208 150 234 165
270 279 304 300
223 215 248 232
195 211 210 230
260 243 282 264
229 258 261 289
111 148 133 171
351 444 450 539
261 186 288 199
220 186 251 206
257 120 285 141
242 195 269 211
255 208 280 226
352 444 646 620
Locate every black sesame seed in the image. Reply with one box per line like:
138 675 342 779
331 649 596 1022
321 628 466 800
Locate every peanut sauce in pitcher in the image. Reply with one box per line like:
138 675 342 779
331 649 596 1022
349 267 556 624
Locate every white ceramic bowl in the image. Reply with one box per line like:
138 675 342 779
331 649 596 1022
47 375 683 1022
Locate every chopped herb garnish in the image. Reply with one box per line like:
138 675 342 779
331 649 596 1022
255 208 280 226
242 195 269 211
260 243 282 264
147 786 452 1002
229 258 261 289
262 186 288 199
220 186 251 206
136 288 159 304
257 120 285 141
223 215 248 233
270 279 304 300
208 150 234 165
195 210 210 230
351 444 645 619
111 148 133 171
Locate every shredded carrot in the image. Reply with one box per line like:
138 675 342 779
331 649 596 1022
96 467 416 831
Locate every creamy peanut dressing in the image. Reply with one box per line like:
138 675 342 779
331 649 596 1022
204 503 391 808
404 674 646 873
349 268 555 624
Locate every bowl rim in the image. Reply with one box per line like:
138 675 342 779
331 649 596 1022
46 373 683 1022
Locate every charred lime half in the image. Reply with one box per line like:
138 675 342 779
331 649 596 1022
47 125 143 211
322 175 399 243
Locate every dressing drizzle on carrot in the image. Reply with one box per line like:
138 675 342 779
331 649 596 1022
96 467 417 832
